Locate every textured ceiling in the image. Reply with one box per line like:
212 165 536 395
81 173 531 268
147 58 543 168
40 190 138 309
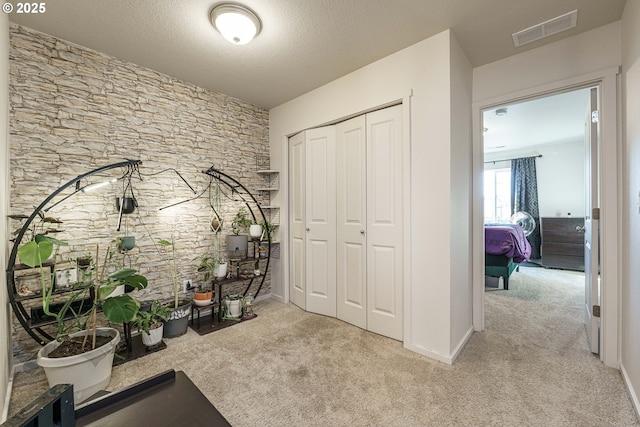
483 88 591 154
9 0 627 109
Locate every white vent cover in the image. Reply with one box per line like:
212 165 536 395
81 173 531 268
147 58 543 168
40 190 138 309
512 10 578 47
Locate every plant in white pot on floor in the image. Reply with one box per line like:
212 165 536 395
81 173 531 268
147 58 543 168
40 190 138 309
132 300 171 347
18 237 147 404
158 236 192 337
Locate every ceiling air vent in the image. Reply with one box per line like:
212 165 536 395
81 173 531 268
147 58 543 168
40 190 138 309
512 10 578 47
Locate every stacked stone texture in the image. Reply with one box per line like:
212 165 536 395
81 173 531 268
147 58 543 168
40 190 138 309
8 24 272 361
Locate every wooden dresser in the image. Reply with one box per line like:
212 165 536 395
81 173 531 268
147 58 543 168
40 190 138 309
540 217 585 271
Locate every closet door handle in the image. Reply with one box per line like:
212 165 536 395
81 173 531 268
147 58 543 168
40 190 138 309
360 230 365 235
306 227 310 232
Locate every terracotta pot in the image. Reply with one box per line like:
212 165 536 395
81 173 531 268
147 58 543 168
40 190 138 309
193 290 213 307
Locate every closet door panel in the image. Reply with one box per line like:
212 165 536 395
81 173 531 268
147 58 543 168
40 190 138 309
305 127 336 317
289 132 306 309
336 116 367 329
366 105 403 341
370 245 396 314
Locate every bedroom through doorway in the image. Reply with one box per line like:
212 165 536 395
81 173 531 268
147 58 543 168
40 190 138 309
481 86 598 351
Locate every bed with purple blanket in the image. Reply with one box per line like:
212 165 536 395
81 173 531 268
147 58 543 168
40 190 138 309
485 224 532 290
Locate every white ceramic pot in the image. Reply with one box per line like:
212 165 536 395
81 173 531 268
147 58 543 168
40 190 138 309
141 324 164 347
249 224 263 239
37 328 120 405
224 297 243 318
214 262 227 279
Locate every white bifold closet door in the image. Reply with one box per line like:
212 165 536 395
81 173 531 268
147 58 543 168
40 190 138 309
290 105 402 340
336 105 403 340
288 126 336 317
289 131 306 310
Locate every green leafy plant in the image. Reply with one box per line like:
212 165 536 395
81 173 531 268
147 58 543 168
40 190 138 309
158 236 179 308
231 206 253 235
132 300 171 335
18 236 147 350
10 211 63 242
258 220 276 240
195 253 217 283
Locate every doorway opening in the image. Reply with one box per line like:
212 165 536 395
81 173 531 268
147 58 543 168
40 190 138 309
480 85 599 353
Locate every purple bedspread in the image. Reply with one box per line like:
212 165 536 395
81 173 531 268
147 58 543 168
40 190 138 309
485 224 532 263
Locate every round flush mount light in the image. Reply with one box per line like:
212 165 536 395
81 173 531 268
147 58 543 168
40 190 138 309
210 3 261 45
495 108 508 116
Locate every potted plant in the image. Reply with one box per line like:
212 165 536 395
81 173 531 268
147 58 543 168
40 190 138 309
222 294 244 320
193 286 214 307
18 236 147 404
115 217 135 252
258 219 277 242
227 206 252 259
132 300 171 348
195 253 216 285
158 236 192 338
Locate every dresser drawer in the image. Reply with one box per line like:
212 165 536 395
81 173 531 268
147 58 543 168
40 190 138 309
542 254 584 271
541 242 583 257
541 218 584 244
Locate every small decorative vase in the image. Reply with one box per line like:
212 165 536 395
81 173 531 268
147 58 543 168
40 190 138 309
243 295 256 319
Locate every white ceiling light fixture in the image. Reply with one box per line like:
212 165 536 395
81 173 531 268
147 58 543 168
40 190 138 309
495 108 508 116
210 3 261 45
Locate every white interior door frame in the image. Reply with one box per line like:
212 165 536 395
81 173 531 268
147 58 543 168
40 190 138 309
472 67 621 368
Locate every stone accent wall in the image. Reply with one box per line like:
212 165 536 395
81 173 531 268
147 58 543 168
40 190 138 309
8 24 272 361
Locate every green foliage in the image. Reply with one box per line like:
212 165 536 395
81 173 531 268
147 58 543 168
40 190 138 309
231 206 253 235
195 254 217 283
159 237 179 308
17 235 148 346
258 220 277 237
132 300 171 335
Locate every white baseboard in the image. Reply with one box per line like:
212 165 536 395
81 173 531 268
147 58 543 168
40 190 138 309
621 362 640 421
403 325 475 365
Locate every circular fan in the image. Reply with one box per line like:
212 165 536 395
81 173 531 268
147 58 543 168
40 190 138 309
511 211 536 236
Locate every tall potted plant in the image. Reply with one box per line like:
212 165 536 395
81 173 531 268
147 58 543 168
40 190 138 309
18 235 147 404
158 236 191 337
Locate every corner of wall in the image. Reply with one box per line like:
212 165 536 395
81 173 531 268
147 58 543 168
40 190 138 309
1 11 12 423
621 0 640 419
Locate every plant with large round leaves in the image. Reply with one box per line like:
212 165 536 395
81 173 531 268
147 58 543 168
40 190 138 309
18 234 148 351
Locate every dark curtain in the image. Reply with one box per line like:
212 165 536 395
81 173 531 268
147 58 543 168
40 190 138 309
511 157 541 259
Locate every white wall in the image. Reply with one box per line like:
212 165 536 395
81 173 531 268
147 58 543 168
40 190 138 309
621 0 640 417
473 22 621 366
484 139 586 218
0 12 11 422
536 140 585 218
449 34 474 353
473 22 621 102
270 30 474 363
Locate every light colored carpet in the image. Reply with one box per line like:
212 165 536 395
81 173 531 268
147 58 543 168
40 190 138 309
8 267 640 426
